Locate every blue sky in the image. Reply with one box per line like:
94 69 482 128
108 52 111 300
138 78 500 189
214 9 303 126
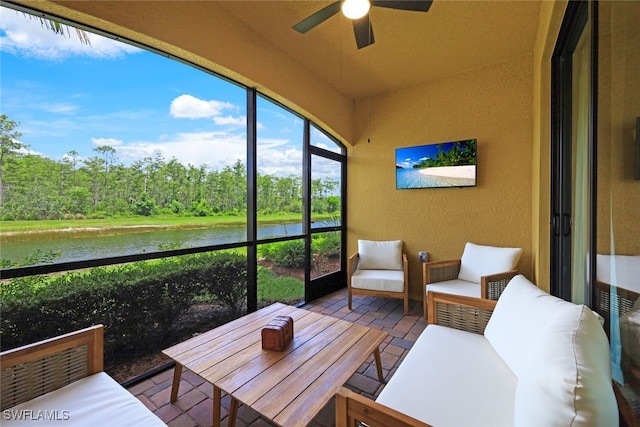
395 143 442 169
0 6 337 176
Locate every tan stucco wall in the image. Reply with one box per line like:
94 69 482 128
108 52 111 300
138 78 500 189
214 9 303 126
531 0 567 292
348 56 534 300
597 1 640 257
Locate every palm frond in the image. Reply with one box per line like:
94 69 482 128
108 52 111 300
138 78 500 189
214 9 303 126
21 11 91 46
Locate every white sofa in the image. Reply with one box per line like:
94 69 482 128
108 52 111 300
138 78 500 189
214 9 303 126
0 325 165 427
337 275 620 427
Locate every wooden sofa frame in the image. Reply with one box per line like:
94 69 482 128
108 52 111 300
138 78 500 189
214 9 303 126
348 251 409 315
422 259 517 319
337 291 639 427
0 325 104 411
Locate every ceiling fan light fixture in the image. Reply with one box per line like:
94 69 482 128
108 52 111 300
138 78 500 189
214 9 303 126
341 0 370 20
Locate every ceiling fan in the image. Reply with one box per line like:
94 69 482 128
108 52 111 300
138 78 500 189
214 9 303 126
293 0 433 49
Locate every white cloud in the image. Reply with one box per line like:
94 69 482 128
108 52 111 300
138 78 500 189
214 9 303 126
169 94 236 119
115 131 247 170
213 115 246 127
92 137 123 147
0 8 141 60
102 131 308 178
38 102 78 114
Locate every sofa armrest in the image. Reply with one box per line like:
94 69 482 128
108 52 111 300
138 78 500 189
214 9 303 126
0 325 104 410
335 386 432 427
480 269 518 299
422 259 461 285
427 292 497 334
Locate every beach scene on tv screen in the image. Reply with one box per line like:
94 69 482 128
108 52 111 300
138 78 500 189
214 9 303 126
396 139 477 189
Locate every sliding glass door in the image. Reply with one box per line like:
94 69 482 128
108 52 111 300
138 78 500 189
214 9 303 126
551 0 593 304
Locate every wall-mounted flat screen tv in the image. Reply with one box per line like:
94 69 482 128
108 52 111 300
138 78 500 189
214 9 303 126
396 138 477 189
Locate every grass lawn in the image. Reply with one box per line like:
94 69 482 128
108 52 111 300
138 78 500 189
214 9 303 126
0 213 335 234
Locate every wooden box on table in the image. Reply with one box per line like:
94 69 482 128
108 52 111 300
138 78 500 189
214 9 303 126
261 315 294 351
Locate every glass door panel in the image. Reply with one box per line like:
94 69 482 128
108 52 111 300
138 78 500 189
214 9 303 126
596 0 640 416
310 154 342 229
570 15 591 305
257 240 305 307
311 231 342 279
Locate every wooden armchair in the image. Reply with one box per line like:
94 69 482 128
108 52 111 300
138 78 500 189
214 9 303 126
348 240 409 314
422 242 521 319
0 325 104 411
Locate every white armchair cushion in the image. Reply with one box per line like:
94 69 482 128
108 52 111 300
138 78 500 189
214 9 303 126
425 279 480 298
357 240 403 270
352 269 405 293
484 274 574 377
2 372 166 427
514 304 618 426
457 242 522 283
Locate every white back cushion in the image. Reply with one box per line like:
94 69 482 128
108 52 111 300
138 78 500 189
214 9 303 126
457 242 522 283
484 275 573 377
357 240 403 270
596 254 640 293
514 305 618 426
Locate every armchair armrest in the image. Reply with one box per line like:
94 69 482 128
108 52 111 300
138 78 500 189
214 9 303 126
347 252 359 284
480 269 518 299
0 324 104 410
422 259 461 285
427 292 497 334
335 386 432 427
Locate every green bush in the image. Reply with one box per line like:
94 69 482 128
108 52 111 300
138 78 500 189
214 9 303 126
0 252 247 360
313 233 341 258
260 240 305 268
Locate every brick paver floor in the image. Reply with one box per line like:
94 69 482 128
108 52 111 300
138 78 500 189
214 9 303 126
128 289 427 427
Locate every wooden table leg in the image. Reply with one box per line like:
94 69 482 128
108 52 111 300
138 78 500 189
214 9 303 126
170 362 183 403
213 386 221 427
228 397 239 427
373 347 385 382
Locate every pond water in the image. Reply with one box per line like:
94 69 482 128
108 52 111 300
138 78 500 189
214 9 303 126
1 222 305 265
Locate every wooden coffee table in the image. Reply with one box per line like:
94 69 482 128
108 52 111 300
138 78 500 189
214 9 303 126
163 302 387 427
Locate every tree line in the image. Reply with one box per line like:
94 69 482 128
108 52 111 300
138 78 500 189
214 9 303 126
413 140 477 169
0 115 340 221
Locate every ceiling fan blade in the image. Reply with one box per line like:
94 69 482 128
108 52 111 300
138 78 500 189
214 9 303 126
371 0 433 12
293 1 341 33
353 15 375 49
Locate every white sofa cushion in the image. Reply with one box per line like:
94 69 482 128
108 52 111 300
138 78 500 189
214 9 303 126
377 325 516 427
357 240 403 270
425 279 480 298
484 274 574 377
458 242 522 283
514 304 618 426
351 269 405 292
3 372 165 426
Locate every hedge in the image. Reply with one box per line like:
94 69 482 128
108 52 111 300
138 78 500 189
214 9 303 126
0 251 247 360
